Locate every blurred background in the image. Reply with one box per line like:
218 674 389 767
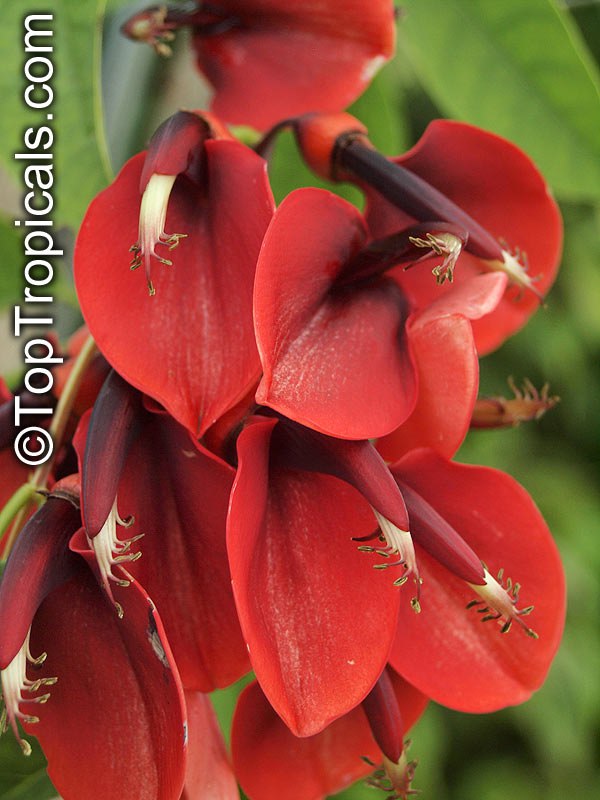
0 1 599 798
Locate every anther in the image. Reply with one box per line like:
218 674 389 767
407 231 464 284
467 568 538 638
130 173 186 294
87 497 143 611
0 632 57 756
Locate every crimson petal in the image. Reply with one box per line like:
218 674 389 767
254 188 417 439
116 413 249 691
75 140 274 437
365 120 562 353
231 674 427 800
26 566 187 800
0 497 81 670
378 274 507 461
388 449 566 712
227 417 401 736
193 0 396 130
181 691 239 799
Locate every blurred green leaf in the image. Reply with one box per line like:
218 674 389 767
398 0 600 200
569 0 600 66
0 219 21 309
0 734 54 800
0 1 112 229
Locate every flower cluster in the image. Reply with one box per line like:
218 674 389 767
0 3 566 799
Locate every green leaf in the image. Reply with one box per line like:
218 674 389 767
0 734 55 800
0 218 22 309
0 1 112 229
398 0 600 200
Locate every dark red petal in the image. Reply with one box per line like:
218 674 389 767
193 1 395 130
26 569 187 800
79 370 143 537
271 417 409 531
227 418 401 736
139 111 211 189
361 669 404 762
231 676 427 800
75 140 274 437
254 189 417 439
388 450 566 712
393 478 484 586
365 120 563 353
181 691 239 800
0 497 81 669
120 414 250 691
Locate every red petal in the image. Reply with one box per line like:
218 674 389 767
182 691 239 800
388 450 566 712
231 675 427 800
365 120 562 353
377 314 478 461
194 1 395 130
120 414 250 691
80 371 143 537
75 140 274 437
232 680 378 800
271 417 409 531
227 418 401 736
0 497 81 668
27 569 187 800
377 274 506 461
254 189 417 439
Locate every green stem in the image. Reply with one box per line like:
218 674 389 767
36 334 98 489
0 483 39 545
1 335 97 556
94 0 114 182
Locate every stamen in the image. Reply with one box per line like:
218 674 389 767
123 6 176 56
366 510 421 611
129 174 187 295
487 247 544 301
364 743 419 798
467 568 538 638
407 231 464 284
87 498 143 614
0 630 57 756
471 377 559 429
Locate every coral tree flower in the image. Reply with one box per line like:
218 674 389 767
253 186 507 448
75 369 250 692
290 113 563 355
122 1 396 130
0 478 189 800
387 449 566 712
231 668 428 800
75 110 274 437
226 414 419 737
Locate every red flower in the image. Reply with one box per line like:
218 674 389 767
122 1 396 130
231 669 427 800
226 414 417 736
387 449 566 712
0 479 189 800
75 111 274 438
74 369 250 692
290 113 562 355
253 187 506 448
